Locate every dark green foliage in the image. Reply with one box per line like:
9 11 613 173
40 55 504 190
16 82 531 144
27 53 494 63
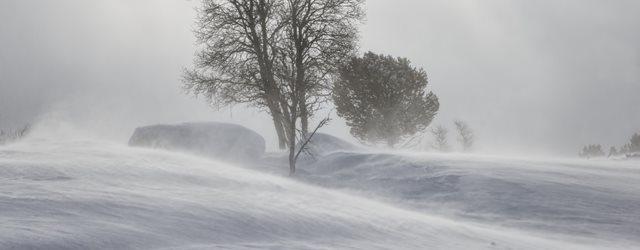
333 52 439 147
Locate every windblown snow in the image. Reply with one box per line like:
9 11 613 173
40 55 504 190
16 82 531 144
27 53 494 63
1 125 639 249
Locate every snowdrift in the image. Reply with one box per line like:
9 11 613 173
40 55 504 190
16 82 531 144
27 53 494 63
296 133 358 160
0 136 619 249
128 122 265 163
298 152 640 245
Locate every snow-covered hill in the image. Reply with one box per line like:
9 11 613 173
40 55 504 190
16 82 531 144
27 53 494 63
299 152 640 244
0 130 637 249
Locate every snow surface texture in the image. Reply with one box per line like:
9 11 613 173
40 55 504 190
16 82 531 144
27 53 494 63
298 152 640 245
1 125 638 249
128 122 265 163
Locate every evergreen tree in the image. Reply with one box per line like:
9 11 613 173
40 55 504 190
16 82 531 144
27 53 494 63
626 133 640 153
333 52 439 147
608 146 619 157
579 144 605 159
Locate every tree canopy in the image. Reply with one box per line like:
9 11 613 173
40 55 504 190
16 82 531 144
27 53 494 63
333 52 439 147
183 0 364 175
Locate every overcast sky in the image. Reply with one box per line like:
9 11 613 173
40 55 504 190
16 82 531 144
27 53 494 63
1 0 639 156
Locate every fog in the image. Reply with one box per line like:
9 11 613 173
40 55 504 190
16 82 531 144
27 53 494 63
1 0 639 156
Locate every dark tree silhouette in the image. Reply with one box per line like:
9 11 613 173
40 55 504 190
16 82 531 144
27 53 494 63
608 146 619 157
275 0 363 175
454 120 474 152
183 0 288 148
333 52 439 147
184 0 364 175
579 144 605 159
431 125 449 152
626 133 640 153
279 0 363 136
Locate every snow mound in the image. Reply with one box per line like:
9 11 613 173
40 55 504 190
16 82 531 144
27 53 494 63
626 153 640 159
0 138 613 249
299 133 357 158
128 122 265 162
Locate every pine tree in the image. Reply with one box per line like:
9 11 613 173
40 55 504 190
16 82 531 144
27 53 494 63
579 144 605 159
333 52 439 147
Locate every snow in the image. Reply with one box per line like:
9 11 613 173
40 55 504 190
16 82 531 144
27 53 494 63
297 152 640 244
297 133 358 160
0 126 638 249
128 122 265 163
626 153 640 159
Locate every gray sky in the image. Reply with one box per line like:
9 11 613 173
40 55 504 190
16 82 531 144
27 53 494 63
1 0 639 156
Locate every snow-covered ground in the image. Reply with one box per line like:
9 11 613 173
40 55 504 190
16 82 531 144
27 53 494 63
295 152 640 243
1 127 639 249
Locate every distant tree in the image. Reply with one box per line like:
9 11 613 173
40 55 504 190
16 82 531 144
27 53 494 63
625 133 640 153
431 125 449 152
608 146 619 157
453 120 474 152
579 144 605 159
333 52 440 147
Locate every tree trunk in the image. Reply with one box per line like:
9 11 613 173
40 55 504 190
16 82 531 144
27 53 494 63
300 101 309 136
288 137 296 176
271 112 287 149
264 80 288 149
287 115 297 176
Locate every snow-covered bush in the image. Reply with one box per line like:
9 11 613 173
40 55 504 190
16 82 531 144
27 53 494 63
129 122 265 162
297 133 356 160
0 125 30 145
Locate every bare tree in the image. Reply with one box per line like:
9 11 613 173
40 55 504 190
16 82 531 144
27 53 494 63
431 125 449 152
183 0 290 149
293 117 331 163
279 0 364 135
454 120 474 152
273 0 364 174
184 0 365 175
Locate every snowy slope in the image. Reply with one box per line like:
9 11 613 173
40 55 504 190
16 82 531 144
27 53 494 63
297 152 640 245
0 134 623 249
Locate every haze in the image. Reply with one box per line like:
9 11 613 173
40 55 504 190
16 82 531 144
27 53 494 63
1 0 639 156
